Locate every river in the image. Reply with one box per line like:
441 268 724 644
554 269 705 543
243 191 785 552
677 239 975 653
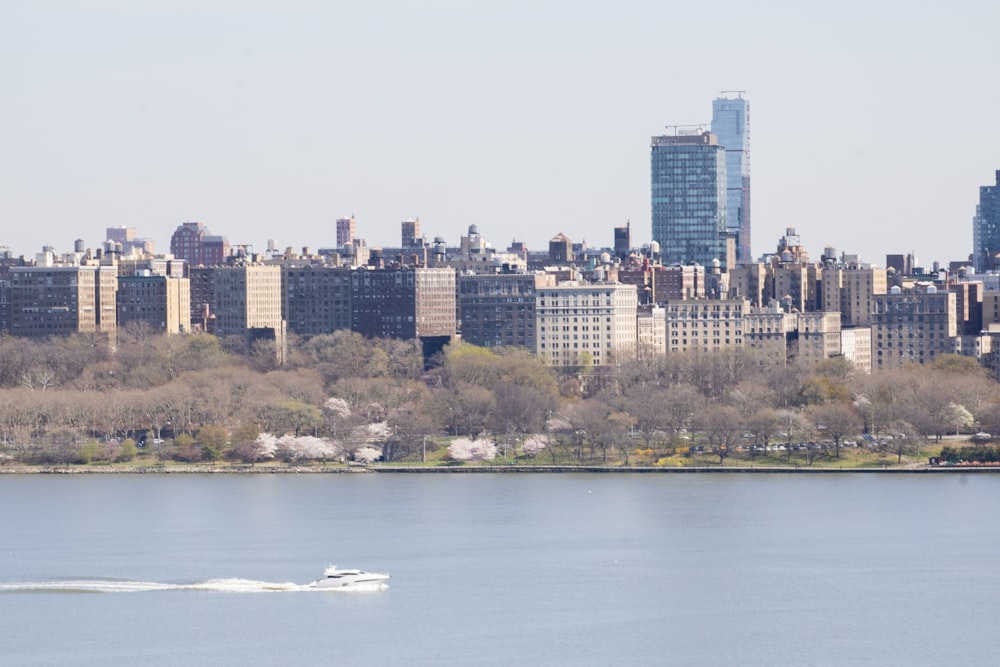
1 473 996 666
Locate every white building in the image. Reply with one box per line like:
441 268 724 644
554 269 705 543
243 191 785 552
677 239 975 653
535 282 638 366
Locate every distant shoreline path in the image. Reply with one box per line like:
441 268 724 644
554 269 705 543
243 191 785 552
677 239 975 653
1 464 998 475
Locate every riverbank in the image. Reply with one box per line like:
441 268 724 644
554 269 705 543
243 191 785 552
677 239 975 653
1 463 996 474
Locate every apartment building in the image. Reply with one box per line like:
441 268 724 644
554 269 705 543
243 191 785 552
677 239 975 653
535 282 638 366
8 262 118 340
213 263 285 358
662 298 749 354
117 274 191 334
457 272 553 349
794 311 842 366
871 286 957 369
281 264 353 337
350 267 456 342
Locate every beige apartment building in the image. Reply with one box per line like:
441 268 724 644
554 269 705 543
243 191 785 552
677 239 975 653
872 286 957 369
823 265 887 327
535 282 637 366
117 274 191 334
663 298 750 354
9 264 118 341
794 311 842 366
213 263 285 359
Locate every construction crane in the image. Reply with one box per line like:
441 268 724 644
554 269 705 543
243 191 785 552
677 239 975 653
664 124 707 136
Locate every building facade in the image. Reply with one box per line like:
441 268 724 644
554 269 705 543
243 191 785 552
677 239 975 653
663 298 748 354
973 170 1000 272
794 311 842 366
457 272 552 349
350 267 457 341
401 219 421 248
8 264 118 339
651 132 728 269
212 264 285 358
169 222 230 271
711 94 751 263
281 264 353 338
535 282 638 366
117 274 191 334
871 286 957 369
336 216 356 248
840 327 873 373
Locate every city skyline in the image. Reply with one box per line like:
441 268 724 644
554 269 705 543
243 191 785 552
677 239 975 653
3 2 999 267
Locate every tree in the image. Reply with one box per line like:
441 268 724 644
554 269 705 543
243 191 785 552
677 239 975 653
196 424 229 461
697 405 742 464
268 401 323 437
745 408 782 457
434 383 494 438
275 435 339 463
622 387 673 451
521 434 550 460
809 402 862 458
234 433 277 465
490 382 557 460
943 403 975 436
117 439 137 462
385 401 440 462
353 446 382 464
448 437 497 462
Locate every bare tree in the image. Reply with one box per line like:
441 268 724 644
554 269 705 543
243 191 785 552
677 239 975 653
809 402 862 458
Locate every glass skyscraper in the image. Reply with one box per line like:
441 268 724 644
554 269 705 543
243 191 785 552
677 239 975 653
711 94 751 264
650 132 728 269
974 171 1000 273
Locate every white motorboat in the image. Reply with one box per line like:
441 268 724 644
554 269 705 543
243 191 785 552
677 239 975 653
309 565 389 590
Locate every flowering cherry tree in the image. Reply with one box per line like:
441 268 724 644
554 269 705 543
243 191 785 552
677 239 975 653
448 437 498 461
521 434 549 458
353 446 382 464
271 434 340 462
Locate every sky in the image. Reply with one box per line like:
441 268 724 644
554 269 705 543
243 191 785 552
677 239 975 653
3 0 999 268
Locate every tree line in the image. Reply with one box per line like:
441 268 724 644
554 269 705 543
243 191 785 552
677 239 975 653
0 324 996 466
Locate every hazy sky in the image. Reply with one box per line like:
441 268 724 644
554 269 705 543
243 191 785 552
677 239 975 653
3 1 998 267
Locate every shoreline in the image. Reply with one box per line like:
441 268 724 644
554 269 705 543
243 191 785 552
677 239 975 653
0 464 996 474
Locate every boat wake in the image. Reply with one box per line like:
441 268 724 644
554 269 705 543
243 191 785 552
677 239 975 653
0 577 384 594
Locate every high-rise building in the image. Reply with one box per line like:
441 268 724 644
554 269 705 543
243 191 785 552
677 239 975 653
336 216 356 248
548 233 573 264
613 223 631 260
973 171 1000 272
650 132 728 270
711 94 751 263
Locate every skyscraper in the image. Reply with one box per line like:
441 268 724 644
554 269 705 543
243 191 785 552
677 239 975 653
711 93 751 264
650 131 728 269
973 170 1000 273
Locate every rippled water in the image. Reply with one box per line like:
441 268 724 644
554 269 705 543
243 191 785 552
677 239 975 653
1 472 998 666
